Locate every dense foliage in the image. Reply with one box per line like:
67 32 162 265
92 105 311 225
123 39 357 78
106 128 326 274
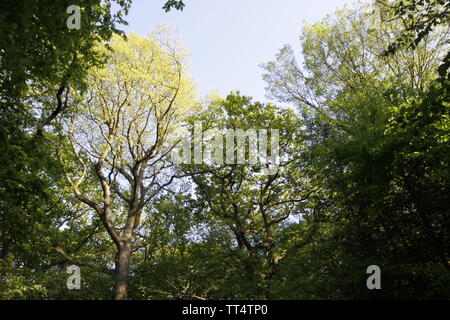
1 1 449 299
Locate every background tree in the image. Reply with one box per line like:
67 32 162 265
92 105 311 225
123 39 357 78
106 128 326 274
261 2 450 298
175 93 313 298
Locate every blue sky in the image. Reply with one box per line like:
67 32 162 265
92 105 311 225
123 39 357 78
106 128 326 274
122 0 370 103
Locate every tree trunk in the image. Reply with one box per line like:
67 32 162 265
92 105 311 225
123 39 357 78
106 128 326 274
114 240 132 300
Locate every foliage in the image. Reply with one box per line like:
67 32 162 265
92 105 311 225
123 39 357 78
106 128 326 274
261 1 450 298
163 0 186 12
1 0 449 300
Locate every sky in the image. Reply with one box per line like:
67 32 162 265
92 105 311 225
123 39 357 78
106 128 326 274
122 0 370 103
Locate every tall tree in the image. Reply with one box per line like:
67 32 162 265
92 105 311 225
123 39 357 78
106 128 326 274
57 30 196 299
177 93 312 298
0 1 131 294
262 2 450 297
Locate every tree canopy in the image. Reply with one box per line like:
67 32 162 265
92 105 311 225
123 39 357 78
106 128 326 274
1 0 449 300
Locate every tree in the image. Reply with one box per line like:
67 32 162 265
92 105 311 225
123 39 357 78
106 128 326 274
57 30 196 299
262 2 450 298
176 93 313 298
376 0 450 80
0 1 132 297
1 0 449 301
0 0 188 300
